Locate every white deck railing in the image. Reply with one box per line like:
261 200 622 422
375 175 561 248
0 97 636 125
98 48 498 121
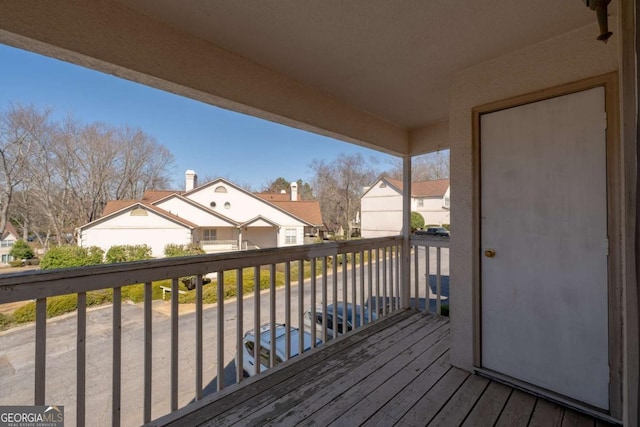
0 236 449 426
199 239 238 251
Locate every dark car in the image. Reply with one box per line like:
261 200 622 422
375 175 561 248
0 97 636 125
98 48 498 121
415 227 450 237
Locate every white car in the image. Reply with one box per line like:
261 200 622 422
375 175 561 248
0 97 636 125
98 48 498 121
238 323 321 377
303 303 377 340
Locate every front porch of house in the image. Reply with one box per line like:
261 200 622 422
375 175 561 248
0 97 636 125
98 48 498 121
152 310 614 427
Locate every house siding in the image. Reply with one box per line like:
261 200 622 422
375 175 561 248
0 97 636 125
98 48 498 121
155 197 236 227
361 180 450 237
79 210 192 257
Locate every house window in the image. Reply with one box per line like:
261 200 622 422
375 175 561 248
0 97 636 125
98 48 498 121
1 254 12 263
215 186 227 193
284 228 297 244
380 183 386 188
203 229 217 241
417 198 424 207
444 197 450 208
0 240 14 248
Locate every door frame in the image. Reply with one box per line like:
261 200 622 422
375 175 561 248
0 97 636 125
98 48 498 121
471 72 622 419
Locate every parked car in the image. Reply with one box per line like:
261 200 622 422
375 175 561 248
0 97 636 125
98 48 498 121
237 323 321 377
303 303 377 339
415 227 450 237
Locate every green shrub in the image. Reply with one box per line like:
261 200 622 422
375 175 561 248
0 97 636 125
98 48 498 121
164 243 205 258
0 313 12 330
442 224 450 231
40 246 104 270
106 244 153 263
13 302 36 323
10 240 34 260
86 289 113 306
411 212 425 231
8 260 23 267
47 294 78 317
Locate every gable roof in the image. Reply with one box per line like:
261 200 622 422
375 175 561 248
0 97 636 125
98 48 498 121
142 190 184 203
153 193 239 226
102 200 138 216
187 177 322 226
268 200 323 226
255 192 299 202
373 176 449 198
2 222 19 240
240 216 281 228
85 201 198 230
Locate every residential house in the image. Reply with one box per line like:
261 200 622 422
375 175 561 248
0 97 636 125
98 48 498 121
0 223 18 265
361 176 450 238
1 1 639 425
77 171 324 257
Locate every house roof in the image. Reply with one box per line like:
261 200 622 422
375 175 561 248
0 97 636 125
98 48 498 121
94 178 323 229
255 192 298 202
142 190 184 203
240 216 281 228
269 201 323 226
186 177 322 226
383 177 449 198
102 200 139 216
2 222 18 240
89 201 198 230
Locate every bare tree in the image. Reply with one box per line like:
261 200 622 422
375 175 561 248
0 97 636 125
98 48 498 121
310 153 378 238
0 104 48 238
4 107 175 245
386 150 450 181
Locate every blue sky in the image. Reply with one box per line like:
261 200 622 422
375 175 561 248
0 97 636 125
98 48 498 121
0 43 397 190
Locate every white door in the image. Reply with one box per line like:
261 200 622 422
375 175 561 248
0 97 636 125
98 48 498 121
480 87 609 409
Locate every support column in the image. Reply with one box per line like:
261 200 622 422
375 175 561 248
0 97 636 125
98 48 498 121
401 155 412 308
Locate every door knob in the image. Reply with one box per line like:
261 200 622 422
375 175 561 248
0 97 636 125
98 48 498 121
484 249 496 258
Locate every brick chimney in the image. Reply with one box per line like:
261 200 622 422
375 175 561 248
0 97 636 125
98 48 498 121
185 170 197 191
290 181 298 201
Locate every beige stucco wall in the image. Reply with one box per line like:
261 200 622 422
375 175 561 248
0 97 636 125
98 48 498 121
449 22 618 371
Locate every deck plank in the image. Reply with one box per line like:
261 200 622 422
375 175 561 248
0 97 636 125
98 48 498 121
427 374 490 426
562 409 595 427
254 317 450 426
148 310 617 427
360 352 451 427
495 389 537 427
316 331 450 426
168 309 422 427
394 367 470 427
529 398 564 427
461 381 512 426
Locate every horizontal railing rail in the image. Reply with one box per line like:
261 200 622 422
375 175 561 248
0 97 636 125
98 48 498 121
0 236 446 426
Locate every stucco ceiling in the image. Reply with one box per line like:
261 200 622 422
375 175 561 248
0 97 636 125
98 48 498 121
116 0 596 129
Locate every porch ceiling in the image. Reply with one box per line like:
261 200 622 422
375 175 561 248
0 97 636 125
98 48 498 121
0 1 599 155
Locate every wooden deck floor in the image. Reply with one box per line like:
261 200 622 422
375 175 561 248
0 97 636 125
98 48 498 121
152 310 616 427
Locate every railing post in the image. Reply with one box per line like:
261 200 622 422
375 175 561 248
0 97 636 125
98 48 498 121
401 155 412 308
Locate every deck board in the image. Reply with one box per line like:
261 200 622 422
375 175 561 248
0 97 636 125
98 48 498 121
461 381 512 426
495 389 537 427
149 309 619 427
